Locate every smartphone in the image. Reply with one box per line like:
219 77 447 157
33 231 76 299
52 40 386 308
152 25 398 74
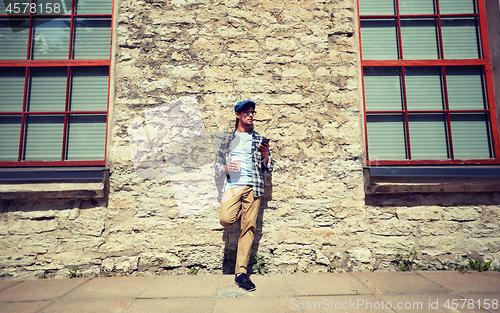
261 138 270 144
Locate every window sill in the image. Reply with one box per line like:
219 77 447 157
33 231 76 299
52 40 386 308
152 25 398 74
0 167 109 199
364 165 500 194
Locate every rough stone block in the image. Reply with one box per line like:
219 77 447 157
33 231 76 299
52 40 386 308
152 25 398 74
135 201 164 218
273 214 312 228
183 246 223 270
347 247 372 263
102 256 139 273
486 239 500 253
160 65 200 78
492 251 500 268
8 219 58 235
443 207 482 222
273 244 315 266
171 0 209 8
455 238 488 252
140 252 181 268
265 38 298 51
18 235 58 254
314 250 330 265
313 214 338 227
371 236 415 250
370 218 414 236
0 254 36 267
396 206 442 221
418 221 459 236
266 200 284 210
137 79 172 93
289 199 332 213
227 39 260 52
463 222 500 238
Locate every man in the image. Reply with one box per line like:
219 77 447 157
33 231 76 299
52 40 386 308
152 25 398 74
214 100 274 291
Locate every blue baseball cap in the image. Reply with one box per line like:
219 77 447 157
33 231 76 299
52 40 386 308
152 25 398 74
235 100 255 113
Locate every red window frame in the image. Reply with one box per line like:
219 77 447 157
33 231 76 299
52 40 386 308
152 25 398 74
0 0 114 167
357 0 500 166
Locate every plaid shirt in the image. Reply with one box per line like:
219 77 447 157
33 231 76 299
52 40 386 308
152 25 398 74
214 130 274 201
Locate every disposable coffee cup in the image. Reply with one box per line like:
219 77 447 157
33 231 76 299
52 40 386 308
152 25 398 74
233 160 241 171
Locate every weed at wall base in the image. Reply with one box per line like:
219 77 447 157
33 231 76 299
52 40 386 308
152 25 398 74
188 266 199 275
69 268 83 278
251 252 268 275
392 250 422 272
468 258 491 272
436 257 493 273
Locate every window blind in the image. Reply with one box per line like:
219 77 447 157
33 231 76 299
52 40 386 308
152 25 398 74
446 67 486 110
0 19 29 60
360 19 399 60
76 0 112 15
366 114 407 160
0 116 22 161
23 115 64 161
0 68 25 112
66 114 106 160
28 68 67 112
364 67 403 111
358 0 395 15
73 18 111 60
359 0 476 15
404 67 444 111
401 19 439 59
441 18 480 59
399 0 435 15
32 18 70 60
439 0 476 14
408 114 449 159
70 67 109 111
451 114 491 159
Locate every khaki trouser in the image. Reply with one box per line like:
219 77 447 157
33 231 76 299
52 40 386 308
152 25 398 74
219 185 261 275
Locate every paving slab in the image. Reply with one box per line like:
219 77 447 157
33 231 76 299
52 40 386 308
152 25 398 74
419 272 500 294
38 298 132 313
487 272 500 280
125 298 215 313
0 271 497 313
292 295 394 313
353 272 452 295
214 296 292 313
60 276 155 300
454 293 500 313
0 278 89 302
288 273 372 296
217 286 250 298
139 275 221 298
379 293 490 313
218 274 295 297
0 300 52 313
0 280 22 292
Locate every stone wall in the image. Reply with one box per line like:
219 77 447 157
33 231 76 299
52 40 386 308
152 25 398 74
1 0 500 280
107 0 367 276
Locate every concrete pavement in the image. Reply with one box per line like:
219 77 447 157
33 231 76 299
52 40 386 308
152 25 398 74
0 271 499 313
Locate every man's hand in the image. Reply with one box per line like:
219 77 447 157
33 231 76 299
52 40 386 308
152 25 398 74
222 161 240 173
258 142 270 166
258 142 270 158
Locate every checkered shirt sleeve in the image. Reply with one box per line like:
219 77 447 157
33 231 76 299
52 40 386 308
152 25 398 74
251 132 274 197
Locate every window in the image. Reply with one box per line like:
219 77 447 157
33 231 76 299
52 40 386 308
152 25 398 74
358 0 500 165
0 0 112 166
